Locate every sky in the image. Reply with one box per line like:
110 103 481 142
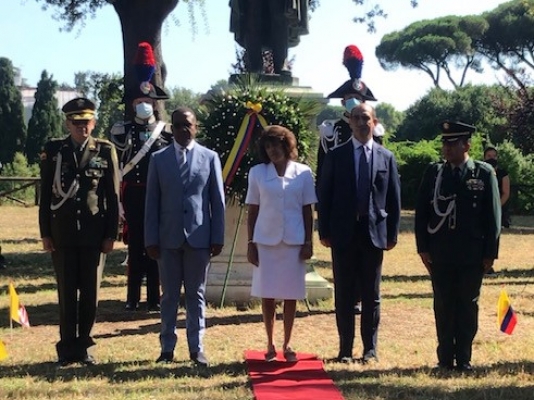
2 0 510 111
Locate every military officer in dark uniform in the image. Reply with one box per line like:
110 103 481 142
39 98 120 366
415 121 501 372
111 79 172 312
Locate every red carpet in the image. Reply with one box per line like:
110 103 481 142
245 350 344 400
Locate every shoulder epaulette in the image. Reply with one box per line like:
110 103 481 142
110 122 127 136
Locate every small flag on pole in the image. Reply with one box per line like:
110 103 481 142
497 289 517 335
8 282 31 328
0 339 8 361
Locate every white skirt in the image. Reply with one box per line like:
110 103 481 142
250 242 307 300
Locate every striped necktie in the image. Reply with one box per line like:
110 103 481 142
179 147 189 184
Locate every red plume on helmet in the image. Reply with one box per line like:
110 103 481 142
126 42 169 101
327 44 376 101
134 42 156 95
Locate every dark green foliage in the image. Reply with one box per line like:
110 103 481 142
396 85 511 143
376 15 487 88
0 57 27 165
164 87 202 116
75 71 124 138
375 102 404 138
492 141 534 214
26 71 63 164
0 152 39 205
388 139 440 209
198 82 321 203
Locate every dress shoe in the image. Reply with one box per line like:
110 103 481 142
354 302 362 315
156 352 174 363
359 352 378 365
190 351 209 366
432 362 454 371
336 356 354 364
56 358 74 367
81 355 97 366
456 363 473 372
125 302 139 311
147 303 160 313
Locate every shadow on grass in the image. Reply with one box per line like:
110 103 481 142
0 249 128 283
94 307 334 339
0 359 247 383
1 359 532 399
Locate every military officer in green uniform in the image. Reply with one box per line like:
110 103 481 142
39 97 120 366
415 121 501 372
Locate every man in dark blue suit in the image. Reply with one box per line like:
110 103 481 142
318 103 401 364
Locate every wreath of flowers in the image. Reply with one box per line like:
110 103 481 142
198 84 318 203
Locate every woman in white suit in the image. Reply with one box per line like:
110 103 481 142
246 125 317 362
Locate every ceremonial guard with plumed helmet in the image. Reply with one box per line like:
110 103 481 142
110 42 172 312
317 45 384 188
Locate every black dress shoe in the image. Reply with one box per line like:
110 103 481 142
156 352 173 363
354 302 362 315
190 351 209 366
147 303 160 312
125 302 139 311
433 362 454 371
56 358 74 367
359 352 378 365
81 355 97 365
335 355 354 364
456 363 473 372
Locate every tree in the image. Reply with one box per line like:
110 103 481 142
36 0 205 117
164 87 202 116
75 71 124 139
375 103 404 136
478 0 534 91
26 70 63 164
395 85 511 142
351 0 419 33
376 15 487 88
0 57 26 165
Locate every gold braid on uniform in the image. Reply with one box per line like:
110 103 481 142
50 152 79 211
428 165 456 234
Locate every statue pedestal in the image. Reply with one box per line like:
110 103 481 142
206 203 333 306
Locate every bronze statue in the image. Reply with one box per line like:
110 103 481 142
229 0 309 75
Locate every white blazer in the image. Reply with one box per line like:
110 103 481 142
245 161 317 246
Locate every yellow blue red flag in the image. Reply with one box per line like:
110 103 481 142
497 289 517 335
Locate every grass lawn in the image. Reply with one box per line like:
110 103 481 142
1 206 533 400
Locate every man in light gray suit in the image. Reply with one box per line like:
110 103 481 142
145 106 225 366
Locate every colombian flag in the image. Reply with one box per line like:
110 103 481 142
497 289 517 335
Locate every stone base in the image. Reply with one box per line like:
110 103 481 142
205 204 333 306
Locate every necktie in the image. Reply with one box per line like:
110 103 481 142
356 146 370 215
179 148 189 184
452 166 462 190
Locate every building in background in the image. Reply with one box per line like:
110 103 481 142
14 67 80 125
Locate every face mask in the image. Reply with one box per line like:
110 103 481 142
135 102 154 119
486 158 498 168
344 97 361 113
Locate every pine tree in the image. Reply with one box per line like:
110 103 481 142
26 71 63 163
0 57 26 165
